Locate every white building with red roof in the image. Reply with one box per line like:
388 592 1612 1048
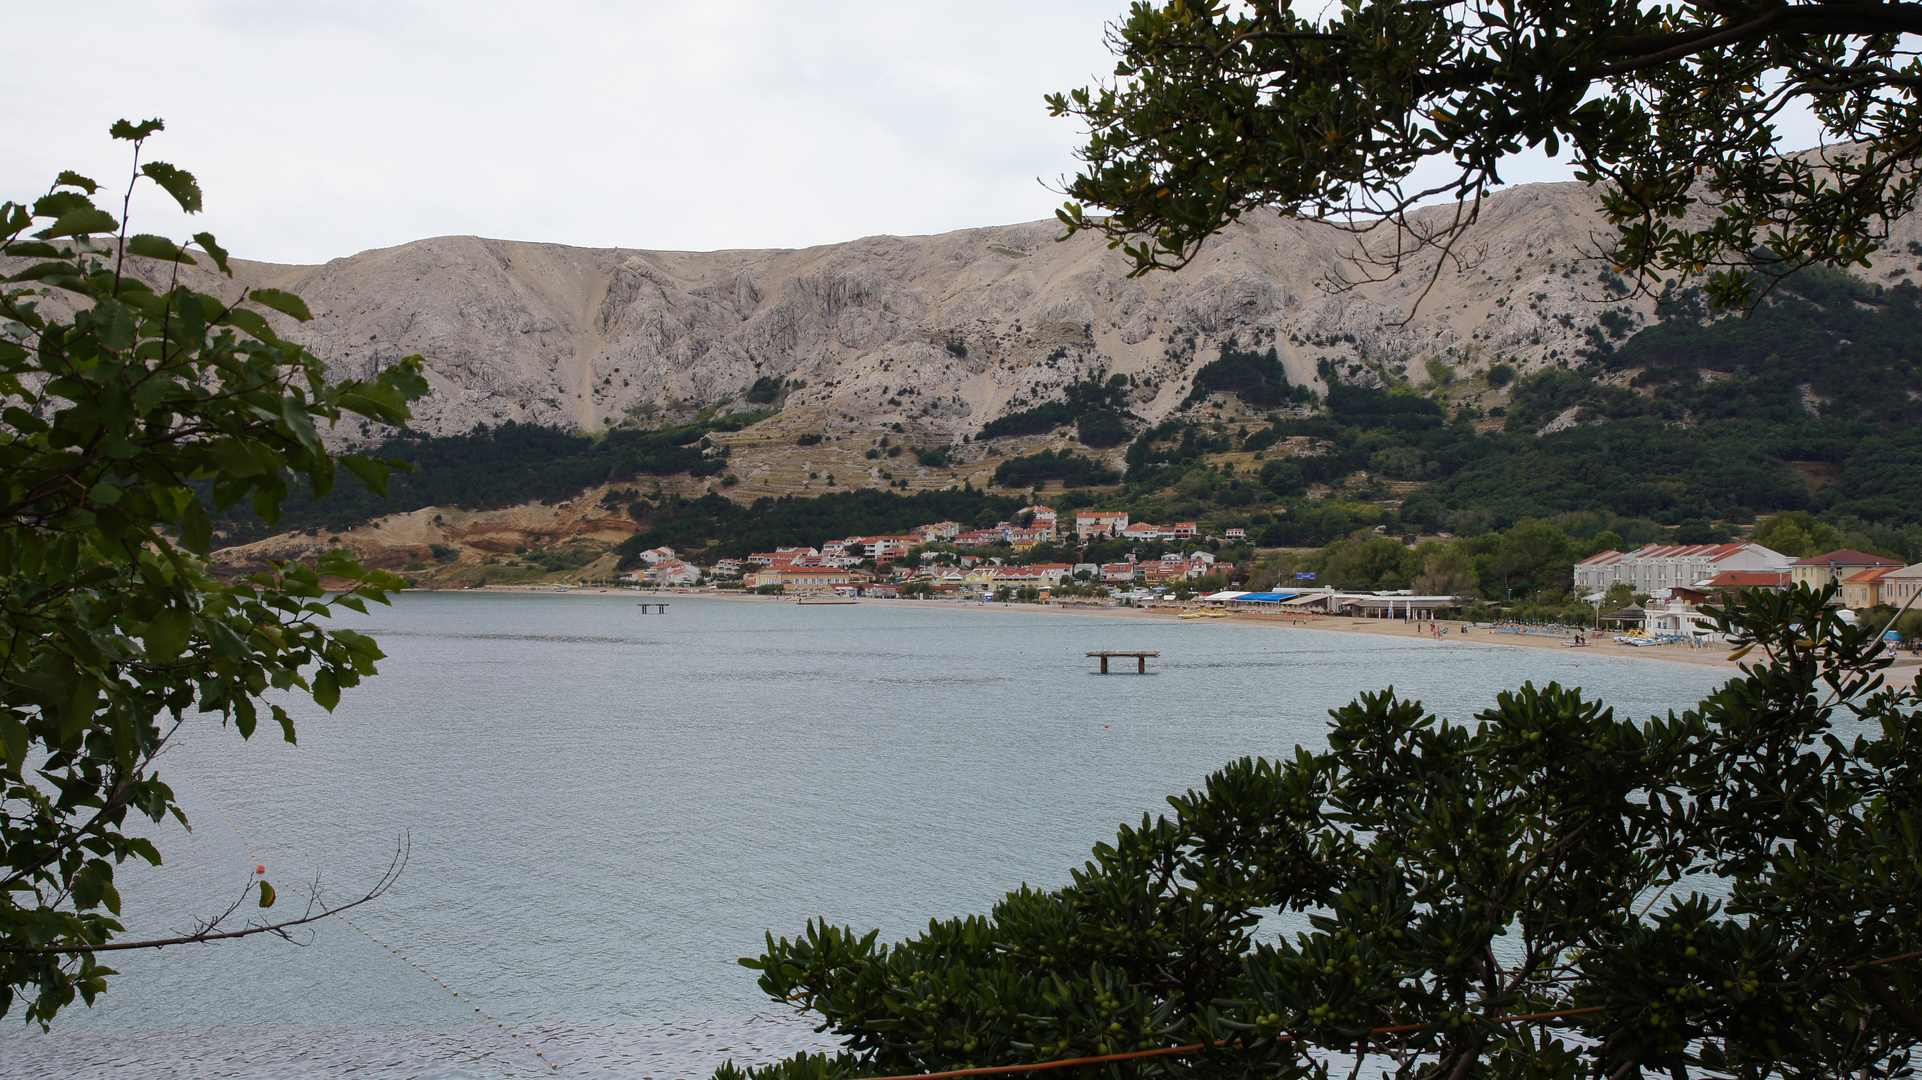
1573 542 1791 598
1076 511 1129 539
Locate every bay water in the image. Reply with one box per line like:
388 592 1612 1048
0 593 1732 1078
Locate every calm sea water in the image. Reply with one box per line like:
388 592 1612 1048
1 593 1732 1079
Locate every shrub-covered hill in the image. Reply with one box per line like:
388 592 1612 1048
209 414 761 544
1087 266 1922 545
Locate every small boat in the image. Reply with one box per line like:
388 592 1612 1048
797 595 858 605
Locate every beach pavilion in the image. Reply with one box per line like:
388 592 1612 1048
1333 593 1463 620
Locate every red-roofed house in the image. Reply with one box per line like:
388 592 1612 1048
1842 566 1901 608
1004 529 1052 551
915 521 962 542
1790 550 1905 592
1076 511 1129 539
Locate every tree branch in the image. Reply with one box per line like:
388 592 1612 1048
0 835 406 955
1600 4 1922 77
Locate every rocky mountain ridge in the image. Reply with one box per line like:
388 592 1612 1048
204 179 1809 445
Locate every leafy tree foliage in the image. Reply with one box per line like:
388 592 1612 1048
1050 0 1922 309
978 376 1136 442
991 449 1122 490
212 414 761 543
726 588 1922 1080
1075 409 1132 448
0 122 426 1024
1183 344 1316 408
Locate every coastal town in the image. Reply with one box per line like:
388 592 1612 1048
613 507 1922 646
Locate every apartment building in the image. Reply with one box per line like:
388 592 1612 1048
1573 542 1792 597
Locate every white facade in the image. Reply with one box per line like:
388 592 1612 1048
1884 563 1922 608
1573 543 1792 597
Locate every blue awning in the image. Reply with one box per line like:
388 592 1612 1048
1231 592 1298 603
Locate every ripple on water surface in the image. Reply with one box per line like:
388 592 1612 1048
1 594 1733 1079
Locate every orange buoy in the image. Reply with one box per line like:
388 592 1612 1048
255 865 265 874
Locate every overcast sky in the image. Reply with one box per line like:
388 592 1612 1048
2 1 1600 266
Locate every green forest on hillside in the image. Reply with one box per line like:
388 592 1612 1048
210 411 767 543
611 487 1024 562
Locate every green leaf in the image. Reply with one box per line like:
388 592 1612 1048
223 307 279 343
88 482 123 505
280 395 323 458
247 288 313 322
139 162 202 214
0 714 26 779
192 232 231 275
55 170 99 194
338 454 391 498
178 497 212 555
2 241 63 259
312 669 341 712
258 880 276 909
272 703 298 745
143 607 193 662
109 117 165 142
125 234 196 265
40 206 118 238
32 191 95 219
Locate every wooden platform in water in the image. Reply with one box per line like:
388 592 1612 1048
1087 650 1159 674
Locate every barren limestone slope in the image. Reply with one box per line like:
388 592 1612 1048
194 180 1794 444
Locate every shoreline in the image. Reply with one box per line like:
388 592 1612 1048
453 584 1922 685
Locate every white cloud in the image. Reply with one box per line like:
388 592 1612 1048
0 1 1125 263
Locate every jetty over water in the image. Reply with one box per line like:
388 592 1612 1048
1088 650 1158 674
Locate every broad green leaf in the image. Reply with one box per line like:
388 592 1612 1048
272 703 298 745
139 162 202 213
54 170 99 194
312 669 341 712
125 233 196 264
142 607 193 661
338 453 391 497
192 231 231 275
247 287 313 322
223 307 279 343
0 715 26 779
109 117 164 141
39 206 117 238
280 395 322 457
32 191 94 219
258 881 276 908
178 496 212 554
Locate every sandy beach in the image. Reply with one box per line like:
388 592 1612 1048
471 584 1922 688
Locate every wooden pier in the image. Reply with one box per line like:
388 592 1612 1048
637 603 669 614
1088 650 1158 674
